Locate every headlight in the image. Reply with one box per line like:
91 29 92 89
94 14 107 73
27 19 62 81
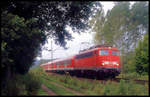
104 61 109 64
102 63 105 65
112 62 117 64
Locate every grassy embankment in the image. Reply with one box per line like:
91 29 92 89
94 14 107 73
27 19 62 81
30 66 149 96
30 67 77 95
116 72 148 80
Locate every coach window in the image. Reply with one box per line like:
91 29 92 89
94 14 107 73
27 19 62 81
99 50 108 55
56 62 59 65
64 61 66 65
60 61 64 65
64 60 68 65
68 60 72 64
51 63 53 66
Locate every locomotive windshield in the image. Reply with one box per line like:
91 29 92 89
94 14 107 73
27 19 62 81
112 51 119 56
99 50 109 55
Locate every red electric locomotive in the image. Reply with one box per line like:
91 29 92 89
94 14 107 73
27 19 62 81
74 45 121 78
41 45 121 79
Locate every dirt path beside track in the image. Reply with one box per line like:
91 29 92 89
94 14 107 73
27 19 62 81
41 84 57 96
49 81 85 96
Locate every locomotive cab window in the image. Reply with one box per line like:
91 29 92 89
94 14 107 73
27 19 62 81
112 51 119 56
99 50 108 55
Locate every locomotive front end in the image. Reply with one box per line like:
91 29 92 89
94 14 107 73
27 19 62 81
96 47 121 78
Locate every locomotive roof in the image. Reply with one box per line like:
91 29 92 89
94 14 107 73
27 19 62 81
49 56 74 64
78 46 119 55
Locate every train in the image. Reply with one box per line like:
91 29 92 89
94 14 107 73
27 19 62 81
40 45 121 79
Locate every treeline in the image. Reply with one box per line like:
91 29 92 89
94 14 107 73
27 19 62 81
1 1 101 95
90 2 149 75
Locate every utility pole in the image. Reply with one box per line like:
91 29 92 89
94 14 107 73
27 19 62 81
48 38 53 72
48 39 69 71
51 39 53 68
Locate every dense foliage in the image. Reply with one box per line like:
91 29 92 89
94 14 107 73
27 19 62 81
123 33 149 75
1 12 46 74
1 1 101 95
1 11 45 95
134 33 149 75
1 1 100 46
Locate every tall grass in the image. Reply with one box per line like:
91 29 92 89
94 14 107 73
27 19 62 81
101 80 148 95
31 67 149 96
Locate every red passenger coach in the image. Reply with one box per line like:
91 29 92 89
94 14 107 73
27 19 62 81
44 56 75 72
41 45 121 79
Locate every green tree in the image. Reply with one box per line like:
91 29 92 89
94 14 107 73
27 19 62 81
90 2 130 48
133 33 149 75
90 2 148 52
90 1 148 73
1 1 101 95
1 12 46 95
1 1 101 46
1 12 46 74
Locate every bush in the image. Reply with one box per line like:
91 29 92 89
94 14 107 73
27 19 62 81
123 72 140 79
1 72 42 96
1 74 27 96
1 78 26 96
23 73 42 95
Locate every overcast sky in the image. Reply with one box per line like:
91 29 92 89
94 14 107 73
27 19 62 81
38 2 115 60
